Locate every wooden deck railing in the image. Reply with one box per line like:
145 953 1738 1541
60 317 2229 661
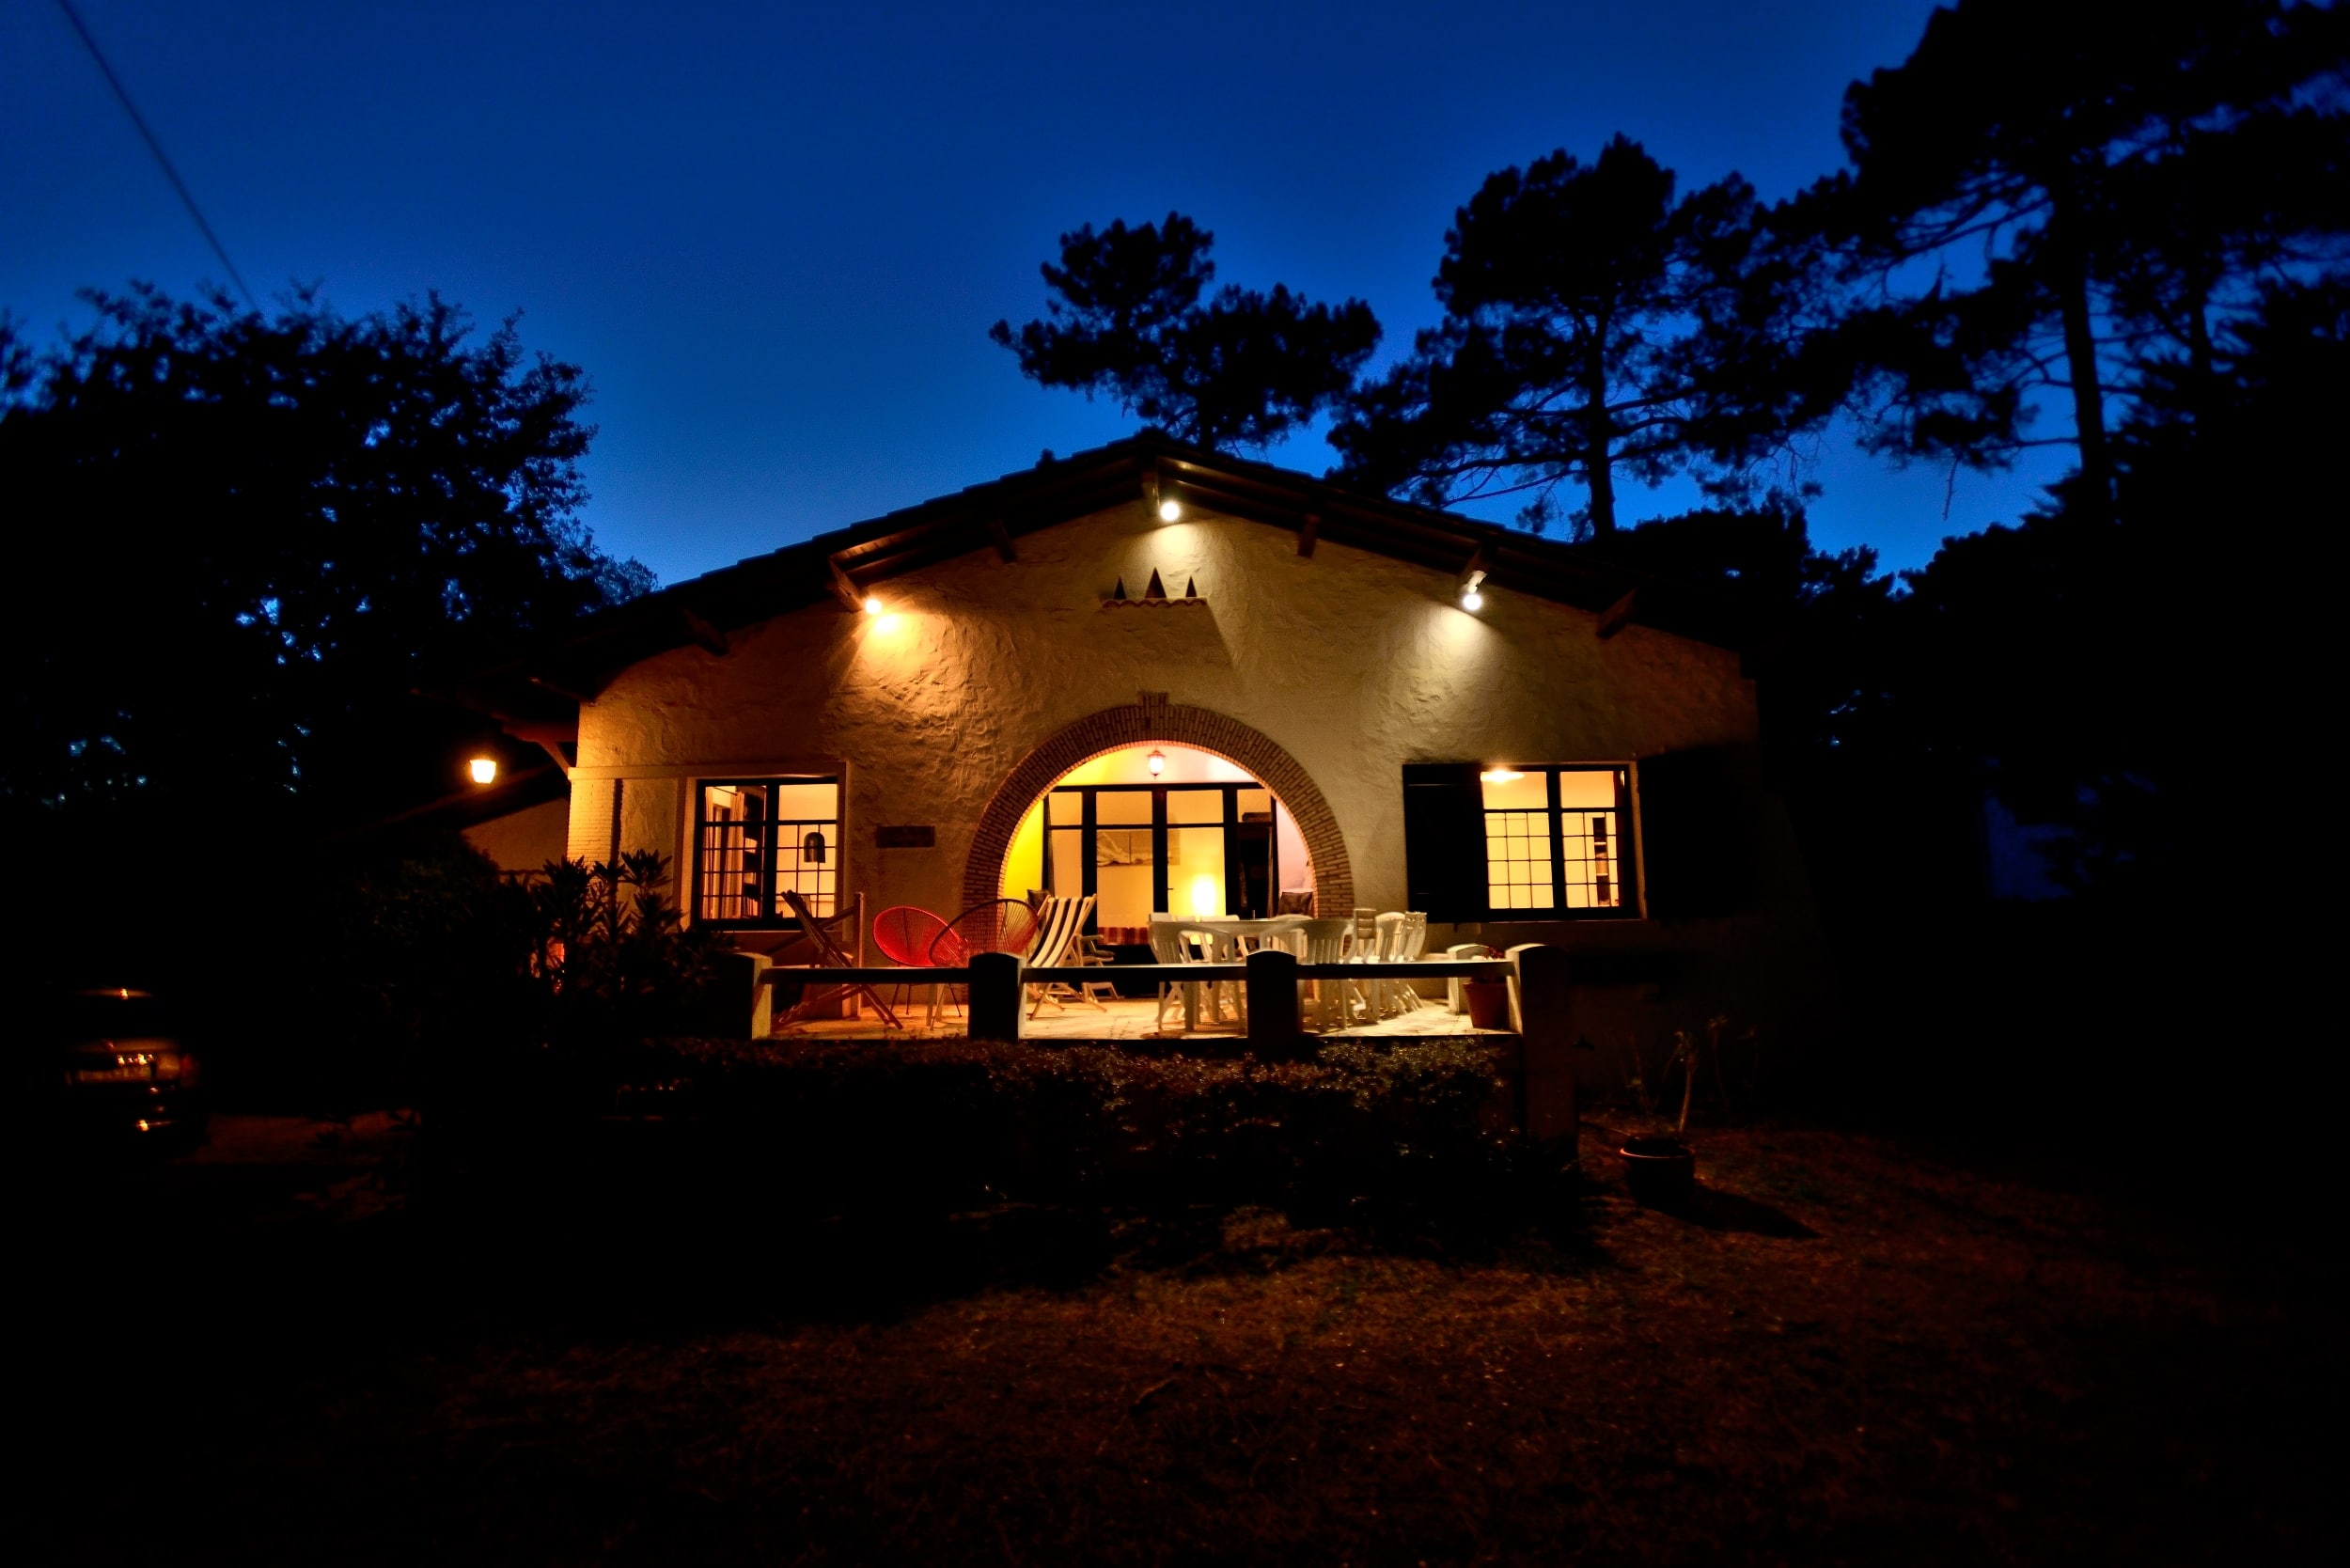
743 945 1582 1144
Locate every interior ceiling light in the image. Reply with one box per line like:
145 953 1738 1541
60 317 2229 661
468 757 498 785
1157 499 1182 523
862 594 884 615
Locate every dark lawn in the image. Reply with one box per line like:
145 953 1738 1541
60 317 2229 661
22 1116 2341 1566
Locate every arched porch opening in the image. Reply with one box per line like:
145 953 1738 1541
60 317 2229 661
962 703 1354 920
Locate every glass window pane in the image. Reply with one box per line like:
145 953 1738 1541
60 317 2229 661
1480 770 1548 809
1095 863 1153 927
1237 789 1272 819
1048 791 1084 826
770 781 837 822
1168 789 1225 824
1097 790 1152 825
1555 769 1619 809
1168 823 1226 917
1047 829 1085 899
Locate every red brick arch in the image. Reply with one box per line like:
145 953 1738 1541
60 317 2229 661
963 703 1354 917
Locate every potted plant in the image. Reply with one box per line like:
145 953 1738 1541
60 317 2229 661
1617 1019 1726 1207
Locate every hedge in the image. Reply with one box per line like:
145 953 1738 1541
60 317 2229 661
608 1037 1518 1213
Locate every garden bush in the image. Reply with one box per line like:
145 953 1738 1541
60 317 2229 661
617 1036 1518 1215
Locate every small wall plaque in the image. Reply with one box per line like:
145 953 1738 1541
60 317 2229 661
876 824 936 849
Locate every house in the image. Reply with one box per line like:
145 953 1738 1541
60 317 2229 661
455 431 1831 1053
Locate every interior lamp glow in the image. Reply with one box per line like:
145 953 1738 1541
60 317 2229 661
1147 748 1167 776
1157 499 1182 523
861 594 884 615
1480 768 1524 784
468 757 499 785
1190 874 1219 917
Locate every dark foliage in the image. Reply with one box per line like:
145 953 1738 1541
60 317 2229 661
0 285 650 829
603 1036 1515 1215
990 213 1380 452
1334 137 1844 534
1810 0 2348 508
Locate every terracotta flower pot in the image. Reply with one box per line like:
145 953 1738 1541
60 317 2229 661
1619 1134 1696 1206
1462 979 1512 1030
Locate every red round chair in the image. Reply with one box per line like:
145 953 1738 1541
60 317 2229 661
874 905 956 1027
931 898 1041 965
873 905 948 969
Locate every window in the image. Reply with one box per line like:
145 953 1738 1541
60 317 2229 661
1480 766 1633 916
692 776 838 926
1041 780 1279 925
1402 761 1637 921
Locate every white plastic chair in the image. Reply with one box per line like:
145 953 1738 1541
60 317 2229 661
1292 917 1352 1030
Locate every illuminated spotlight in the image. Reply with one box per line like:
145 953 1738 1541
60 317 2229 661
862 595 884 615
1147 748 1167 776
468 757 499 785
1157 499 1182 523
1460 588 1484 611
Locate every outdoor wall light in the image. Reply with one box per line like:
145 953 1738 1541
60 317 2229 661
1157 499 1183 523
468 757 498 785
861 594 884 615
1147 748 1167 776
1460 588 1484 611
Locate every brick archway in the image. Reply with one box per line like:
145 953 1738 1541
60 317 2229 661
963 702 1354 917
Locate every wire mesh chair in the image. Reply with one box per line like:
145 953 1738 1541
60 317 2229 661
873 905 957 1028
930 898 1042 966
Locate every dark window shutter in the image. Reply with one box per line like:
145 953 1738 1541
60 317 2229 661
1637 746 1756 919
1402 762 1486 920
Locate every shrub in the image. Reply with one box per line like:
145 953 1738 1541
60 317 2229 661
617 1036 1517 1214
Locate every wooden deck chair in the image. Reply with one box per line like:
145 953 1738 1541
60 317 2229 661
1025 894 1109 1016
775 889 901 1029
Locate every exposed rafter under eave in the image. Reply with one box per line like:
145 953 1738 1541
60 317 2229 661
449 433 1744 720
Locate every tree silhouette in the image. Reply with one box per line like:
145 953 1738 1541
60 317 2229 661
1815 0 2347 513
1332 137 1841 535
0 285 649 823
990 213 1380 452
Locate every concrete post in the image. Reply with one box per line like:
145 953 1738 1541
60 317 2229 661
968 952 1024 1042
1506 943 1577 1157
709 949 773 1039
1246 948 1302 1053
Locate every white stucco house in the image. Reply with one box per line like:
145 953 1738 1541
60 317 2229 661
455 432 1830 1045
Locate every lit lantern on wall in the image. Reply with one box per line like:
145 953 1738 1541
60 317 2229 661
1157 499 1182 523
1147 748 1167 776
467 757 498 785
803 828 827 864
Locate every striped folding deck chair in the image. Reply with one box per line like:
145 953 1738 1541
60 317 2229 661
1024 893 1109 1016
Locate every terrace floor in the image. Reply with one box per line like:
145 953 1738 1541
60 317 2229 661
773 991 1502 1042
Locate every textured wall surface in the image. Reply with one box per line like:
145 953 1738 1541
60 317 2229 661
461 796 570 874
570 499 1830 1047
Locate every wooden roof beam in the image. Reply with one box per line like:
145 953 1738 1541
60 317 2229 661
827 554 866 612
679 606 730 656
1596 588 1638 639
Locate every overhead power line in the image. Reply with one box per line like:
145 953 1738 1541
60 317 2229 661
55 0 258 311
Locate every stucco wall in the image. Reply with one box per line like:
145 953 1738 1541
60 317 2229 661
570 499 1829 1052
462 796 571 875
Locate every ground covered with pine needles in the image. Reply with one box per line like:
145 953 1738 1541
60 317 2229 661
24 1119 2340 1565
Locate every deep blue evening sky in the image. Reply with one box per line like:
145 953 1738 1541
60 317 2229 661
5 1 2063 586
